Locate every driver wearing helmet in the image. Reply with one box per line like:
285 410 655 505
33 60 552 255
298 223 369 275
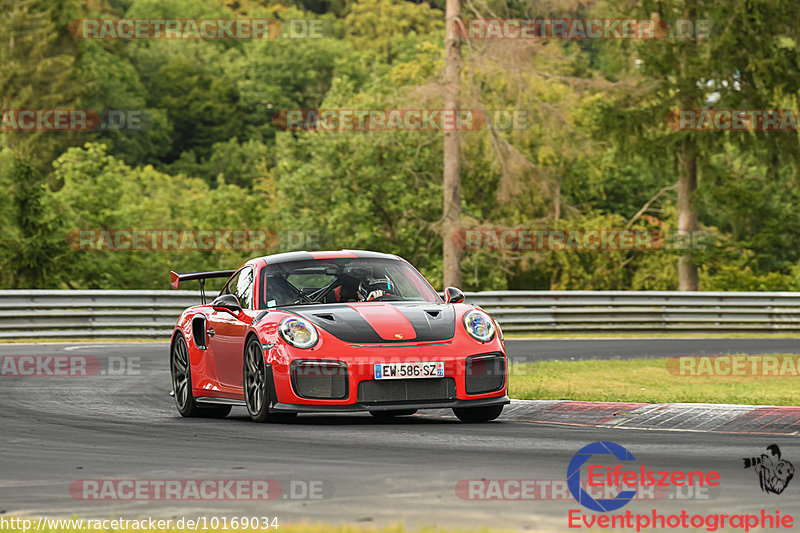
357 276 394 302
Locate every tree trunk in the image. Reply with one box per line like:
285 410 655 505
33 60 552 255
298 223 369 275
442 0 462 288
678 140 698 291
549 180 561 290
675 0 699 292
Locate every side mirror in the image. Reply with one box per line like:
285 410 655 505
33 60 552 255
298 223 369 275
212 294 243 314
444 287 465 304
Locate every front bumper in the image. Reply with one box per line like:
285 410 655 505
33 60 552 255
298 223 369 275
270 353 507 406
265 332 509 409
270 394 510 413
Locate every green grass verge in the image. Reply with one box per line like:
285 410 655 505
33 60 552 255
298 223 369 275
509 357 800 405
505 332 800 339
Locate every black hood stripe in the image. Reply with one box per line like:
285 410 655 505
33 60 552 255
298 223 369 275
290 303 456 343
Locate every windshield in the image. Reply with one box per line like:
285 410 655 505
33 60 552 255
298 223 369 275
258 257 441 308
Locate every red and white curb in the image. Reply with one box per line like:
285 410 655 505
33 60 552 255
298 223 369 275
495 400 800 435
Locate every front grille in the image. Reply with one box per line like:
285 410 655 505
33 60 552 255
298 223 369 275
291 361 348 400
357 378 456 403
465 353 506 394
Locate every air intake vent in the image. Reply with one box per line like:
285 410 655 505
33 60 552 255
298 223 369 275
291 361 348 399
465 353 506 395
357 378 456 403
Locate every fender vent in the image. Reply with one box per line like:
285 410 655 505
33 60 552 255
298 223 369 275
191 315 208 350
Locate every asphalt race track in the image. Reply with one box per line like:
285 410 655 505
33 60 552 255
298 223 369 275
2 341 800 531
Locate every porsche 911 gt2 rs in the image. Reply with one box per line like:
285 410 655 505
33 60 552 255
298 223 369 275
169 250 509 422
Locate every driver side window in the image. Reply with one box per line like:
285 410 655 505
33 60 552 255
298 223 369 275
225 267 255 310
264 276 299 308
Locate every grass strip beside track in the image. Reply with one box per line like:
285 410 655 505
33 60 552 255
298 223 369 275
504 332 800 339
509 356 800 405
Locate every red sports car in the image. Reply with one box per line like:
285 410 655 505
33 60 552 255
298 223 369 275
169 250 509 422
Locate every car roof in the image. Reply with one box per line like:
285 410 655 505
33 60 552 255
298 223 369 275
253 250 403 267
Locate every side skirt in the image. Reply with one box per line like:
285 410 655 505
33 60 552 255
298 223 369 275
195 397 247 407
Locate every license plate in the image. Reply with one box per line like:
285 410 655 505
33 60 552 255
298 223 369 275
374 362 445 380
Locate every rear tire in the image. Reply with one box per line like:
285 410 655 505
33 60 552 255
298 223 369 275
453 404 503 423
243 336 296 423
170 334 231 418
369 409 418 419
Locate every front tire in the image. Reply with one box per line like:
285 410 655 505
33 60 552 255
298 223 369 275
171 334 231 418
243 336 296 423
453 404 503 423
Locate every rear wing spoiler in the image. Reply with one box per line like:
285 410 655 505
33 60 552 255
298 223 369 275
170 270 236 304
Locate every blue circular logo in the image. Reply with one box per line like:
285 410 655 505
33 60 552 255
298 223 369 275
567 441 637 512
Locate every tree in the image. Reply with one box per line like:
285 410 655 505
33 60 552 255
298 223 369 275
0 0 85 168
272 88 445 282
594 0 800 290
2 156 67 287
51 143 276 289
345 0 444 65
77 40 173 165
147 46 243 162
235 32 367 144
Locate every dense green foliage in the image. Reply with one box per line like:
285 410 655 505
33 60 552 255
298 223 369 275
1 0 799 290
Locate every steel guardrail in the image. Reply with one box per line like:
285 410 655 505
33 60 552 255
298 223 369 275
0 290 798 338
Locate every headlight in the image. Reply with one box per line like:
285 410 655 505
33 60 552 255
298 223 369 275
463 309 495 342
279 316 319 349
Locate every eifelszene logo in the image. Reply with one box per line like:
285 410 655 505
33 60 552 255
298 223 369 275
567 441 721 513
567 441 637 512
743 445 794 494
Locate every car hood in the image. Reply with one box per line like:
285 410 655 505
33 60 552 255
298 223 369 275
289 302 456 343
